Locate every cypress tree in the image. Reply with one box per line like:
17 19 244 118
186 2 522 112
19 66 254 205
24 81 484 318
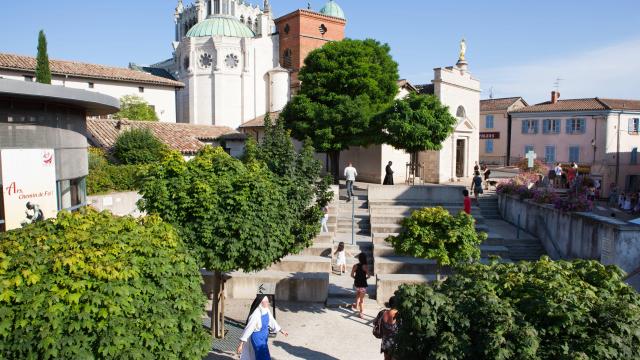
35 30 51 84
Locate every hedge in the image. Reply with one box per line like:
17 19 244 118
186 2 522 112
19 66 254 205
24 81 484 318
393 258 640 360
0 209 210 359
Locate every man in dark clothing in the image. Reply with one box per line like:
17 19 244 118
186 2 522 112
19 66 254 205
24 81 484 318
383 161 394 185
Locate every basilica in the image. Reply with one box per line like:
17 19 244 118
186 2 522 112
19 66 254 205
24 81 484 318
152 0 346 129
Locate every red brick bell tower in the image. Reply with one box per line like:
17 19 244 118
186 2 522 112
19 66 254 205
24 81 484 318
275 8 346 92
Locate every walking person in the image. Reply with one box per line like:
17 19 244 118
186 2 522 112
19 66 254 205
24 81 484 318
320 206 329 233
482 164 491 190
463 189 472 215
380 296 400 360
554 163 563 188
237 296 288 360
351 253 370 319
334 241 351 275
383 161 394 185
344 162 358 201
471 171 483 205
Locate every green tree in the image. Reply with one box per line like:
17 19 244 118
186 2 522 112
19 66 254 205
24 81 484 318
35 30 51 84
387 207 486 277
114 95 159 121
0 209 210 359
378 93 457 174
392 258 640 360
137 146 326 337
280 38 399 181
113 128 168 165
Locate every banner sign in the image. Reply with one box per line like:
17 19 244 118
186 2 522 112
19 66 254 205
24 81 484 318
1 149 57 230
480 132 501 139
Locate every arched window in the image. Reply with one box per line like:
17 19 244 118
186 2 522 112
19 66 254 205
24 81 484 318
254 21 259 33
247 17 252 29
283 48 293 68
456 106 466 119
213 0 220 14
240 15 245 23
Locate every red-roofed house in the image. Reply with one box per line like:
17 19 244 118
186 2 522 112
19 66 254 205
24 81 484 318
0 53 183 123
480 97 528 165
510 91 640 195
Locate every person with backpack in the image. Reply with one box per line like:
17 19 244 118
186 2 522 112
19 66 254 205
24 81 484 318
373 296 400 360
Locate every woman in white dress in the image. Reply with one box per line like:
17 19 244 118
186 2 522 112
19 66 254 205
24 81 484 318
237 296 288 360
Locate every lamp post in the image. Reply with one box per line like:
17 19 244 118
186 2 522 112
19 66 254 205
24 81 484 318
591 138 597 165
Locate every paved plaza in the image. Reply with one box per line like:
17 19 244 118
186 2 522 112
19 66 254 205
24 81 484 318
206 300 384 360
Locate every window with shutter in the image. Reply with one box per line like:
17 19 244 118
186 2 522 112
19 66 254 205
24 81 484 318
569 146 580 163
486 115 494 129
629 118 639 134
522 120 528 134
631 148 638 165
545 146 556 163
543 119 550 134
485 140 494 153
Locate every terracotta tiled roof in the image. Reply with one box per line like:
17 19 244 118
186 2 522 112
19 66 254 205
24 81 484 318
512 97 640 113
87 119 242 155
481 97 527 112
238 111 282 128
397 79 418 93
0 53 183 87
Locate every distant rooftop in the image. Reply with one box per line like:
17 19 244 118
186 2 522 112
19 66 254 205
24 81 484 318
0 53 184 87
481 97 528 112
87 119 243 155
512 97 640 113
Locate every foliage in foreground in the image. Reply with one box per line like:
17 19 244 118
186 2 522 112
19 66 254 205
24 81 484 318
0 209 210 359
393 258 640 360
138 146 303 272
387 207 486 266
113 95 159 121
87 147 145 195
113 128 168 165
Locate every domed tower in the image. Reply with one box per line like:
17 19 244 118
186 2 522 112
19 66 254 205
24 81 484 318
275 0 346 92
172 0 281 129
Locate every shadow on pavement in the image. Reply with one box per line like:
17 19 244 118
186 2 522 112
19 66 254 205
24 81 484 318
273 341 340 360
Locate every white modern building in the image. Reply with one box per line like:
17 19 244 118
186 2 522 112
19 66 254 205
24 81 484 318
0 54 182 123
155 0 289 129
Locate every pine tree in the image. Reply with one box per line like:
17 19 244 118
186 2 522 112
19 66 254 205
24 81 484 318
35 30 52 84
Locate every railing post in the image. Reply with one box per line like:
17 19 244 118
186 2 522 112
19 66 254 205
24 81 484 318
351 193 355 245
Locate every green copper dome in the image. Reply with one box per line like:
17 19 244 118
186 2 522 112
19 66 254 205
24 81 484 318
319 0 345 19
186 16 255 38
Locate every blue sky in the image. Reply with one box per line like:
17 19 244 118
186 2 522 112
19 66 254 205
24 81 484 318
2 0 639 103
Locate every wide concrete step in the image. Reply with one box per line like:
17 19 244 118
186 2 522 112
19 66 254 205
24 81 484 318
299 243 333 257
374 256 512 275
268 255 332 273
373 243 509 258
225 270 328 302
314 233 334 244
376 274 436 305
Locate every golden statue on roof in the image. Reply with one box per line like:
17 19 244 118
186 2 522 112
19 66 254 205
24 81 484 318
459 38 467 61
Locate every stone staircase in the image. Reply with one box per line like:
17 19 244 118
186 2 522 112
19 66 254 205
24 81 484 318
326 184 377 308
478 195 502 220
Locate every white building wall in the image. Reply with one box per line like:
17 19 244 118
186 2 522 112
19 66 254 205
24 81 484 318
433 66 481 183
380 144 411 185
0 71 178 123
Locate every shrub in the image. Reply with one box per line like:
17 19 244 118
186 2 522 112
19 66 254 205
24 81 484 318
387 207 486 267
393 258 640 360
0 209 210 359
113 128 168 165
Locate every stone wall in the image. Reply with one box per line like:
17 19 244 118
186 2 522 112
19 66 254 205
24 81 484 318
498 194 640 278
88 191 143 217
368 184 465 205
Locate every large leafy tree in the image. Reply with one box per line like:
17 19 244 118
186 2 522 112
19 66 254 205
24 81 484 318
138 141 329 337
379 93 457 172
280 38 399 181
114 95 159 121
392 258 640 360
35 30 51 84
0 209 210 359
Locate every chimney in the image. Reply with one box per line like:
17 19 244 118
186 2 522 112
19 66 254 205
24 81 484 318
551 91 560 104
